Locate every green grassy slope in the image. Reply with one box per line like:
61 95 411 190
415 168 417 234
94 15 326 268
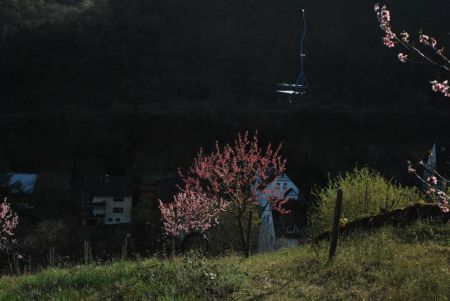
1 221 449 301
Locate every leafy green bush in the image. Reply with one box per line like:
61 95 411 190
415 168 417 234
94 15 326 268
310 167 423 233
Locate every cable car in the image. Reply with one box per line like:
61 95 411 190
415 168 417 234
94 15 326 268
274 9 309 103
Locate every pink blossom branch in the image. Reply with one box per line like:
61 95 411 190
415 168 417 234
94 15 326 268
407 161 449 213
416 160 450 183
0 198 19 250
374 3 449 97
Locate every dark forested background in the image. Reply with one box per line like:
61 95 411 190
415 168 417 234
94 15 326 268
0 0 449 190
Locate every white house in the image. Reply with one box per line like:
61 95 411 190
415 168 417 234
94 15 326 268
84 175 133 225
257 173 301 253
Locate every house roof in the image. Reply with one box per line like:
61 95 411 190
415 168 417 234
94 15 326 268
158 176 182 202
8 173 38 194
138 173 181 203
435 142 450 177
33 172 72 193
83 175 133 197
284 188 298 199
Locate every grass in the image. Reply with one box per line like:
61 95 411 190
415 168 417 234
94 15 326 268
0 220 449 301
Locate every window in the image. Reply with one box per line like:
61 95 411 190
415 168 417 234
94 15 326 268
113 207 124 213
113 198 124 202
276 183 280 190
107 218 113 222
115 217 121 222
283 183 287 190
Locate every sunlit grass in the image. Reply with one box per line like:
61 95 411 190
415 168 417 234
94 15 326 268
1 221 449 301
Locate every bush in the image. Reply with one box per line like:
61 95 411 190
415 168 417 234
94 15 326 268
310 167 423 233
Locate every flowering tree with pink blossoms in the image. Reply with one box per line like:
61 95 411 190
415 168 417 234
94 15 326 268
375 4 450 213
0 198 18 251
159 131 289 254
374 3 449 98
159 191 225 237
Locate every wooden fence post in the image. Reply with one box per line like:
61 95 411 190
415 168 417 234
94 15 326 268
329 189 343 260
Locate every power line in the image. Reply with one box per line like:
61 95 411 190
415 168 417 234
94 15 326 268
182 0 243 29
155 0 331 59
168 3 303 55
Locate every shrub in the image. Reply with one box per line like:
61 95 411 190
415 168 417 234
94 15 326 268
310 167 423 233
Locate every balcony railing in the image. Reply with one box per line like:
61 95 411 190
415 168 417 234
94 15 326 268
84 201 106 208
85 213 105 219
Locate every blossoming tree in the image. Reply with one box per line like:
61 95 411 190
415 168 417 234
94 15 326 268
374 3 449 97
159 191 224 237
159 131 289 255
0 198 18 251
374 4 449 212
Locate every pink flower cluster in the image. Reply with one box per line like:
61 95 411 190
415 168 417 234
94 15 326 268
436 191 449 213
400 31 409 43
0 198 18 250
397 53 408 63
430 80 450 97
159 191 225 236
419 34 438 48
426 185 449 213
374 4 396 48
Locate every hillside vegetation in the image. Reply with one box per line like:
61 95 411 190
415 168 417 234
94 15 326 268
1 221 449 301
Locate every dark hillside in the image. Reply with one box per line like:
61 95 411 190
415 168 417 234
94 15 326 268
0 0 449 189
1 0 448 108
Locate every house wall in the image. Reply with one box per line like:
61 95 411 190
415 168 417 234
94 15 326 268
258 174 300 202
257 174 302 252
92 196 132 224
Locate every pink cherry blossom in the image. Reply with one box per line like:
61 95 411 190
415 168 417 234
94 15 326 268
419 34 429 44
400 31 409 43
430 80 450 97
397 53 408 63
427 176 438 185
159 191 225 236
383 34 396 48
0 198 18 250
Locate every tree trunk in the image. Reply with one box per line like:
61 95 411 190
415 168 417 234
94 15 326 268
245 210 253 258
237 215 247 254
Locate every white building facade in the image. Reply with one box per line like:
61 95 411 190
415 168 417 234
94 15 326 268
83 175 133 226
257 173 300 253
91 196 132 225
